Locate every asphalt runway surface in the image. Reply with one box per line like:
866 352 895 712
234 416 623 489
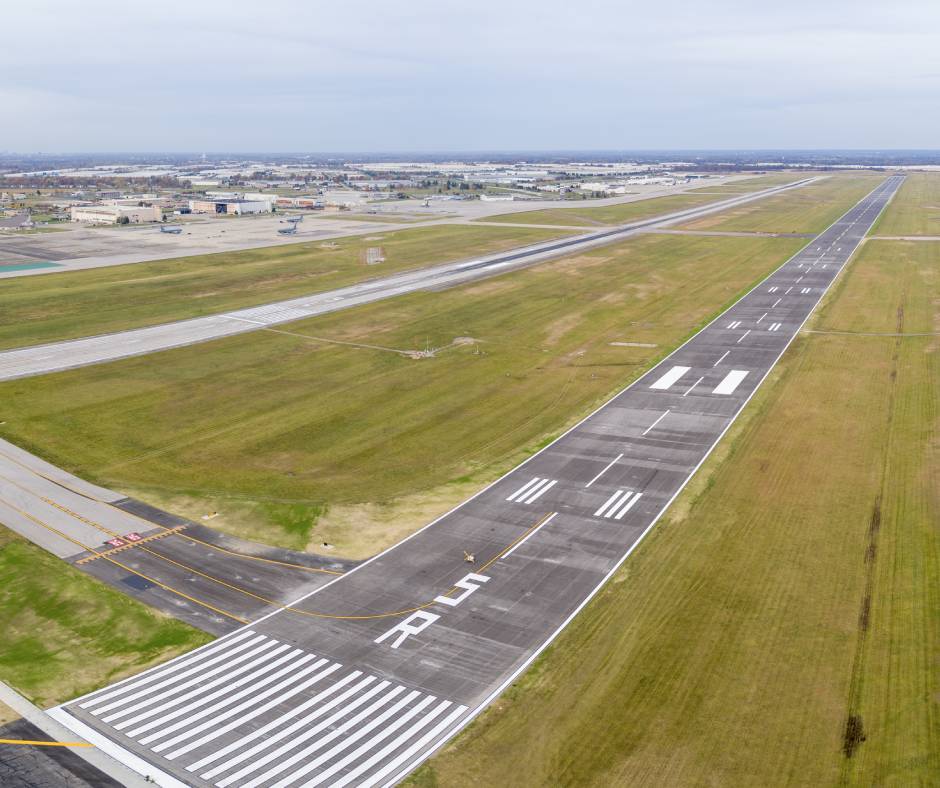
47 176 903 786
0 438 354 635
0 178 815 383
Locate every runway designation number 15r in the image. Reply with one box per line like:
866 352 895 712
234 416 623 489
374 573 490 649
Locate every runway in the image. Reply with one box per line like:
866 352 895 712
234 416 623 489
0 178 815 382
47 175 903 786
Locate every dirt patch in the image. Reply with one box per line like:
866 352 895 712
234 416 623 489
309 477 491 560
0 701 20 727
544 252 612 274
543 313 581 345
842 714 866 758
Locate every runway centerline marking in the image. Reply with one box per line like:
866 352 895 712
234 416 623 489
641 409 671 435
736 329 751 343
682 376 704 397
584 454 624 488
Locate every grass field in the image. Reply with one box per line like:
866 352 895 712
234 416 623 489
408 239 938 786
0 223 570 351
478 192 723 227
0 233 805 555
0 528 211 709
678 173 884 234
872 173 940 236
688 172 808 193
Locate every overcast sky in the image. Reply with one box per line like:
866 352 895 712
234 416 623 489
4 0 939 152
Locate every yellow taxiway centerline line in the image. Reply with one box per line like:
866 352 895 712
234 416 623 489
0 444 342 575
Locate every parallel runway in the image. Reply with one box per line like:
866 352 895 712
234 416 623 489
51 175 903 786
0 178 815 382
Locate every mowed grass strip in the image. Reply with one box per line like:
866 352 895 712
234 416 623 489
478 192 723 227
0 233 805 555
0 223 570 351
678 173 884 234
408 240 938 786
872 172 940 236
686 172 808 193
0 528 212 709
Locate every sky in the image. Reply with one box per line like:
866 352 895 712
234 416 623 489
4 0 940 152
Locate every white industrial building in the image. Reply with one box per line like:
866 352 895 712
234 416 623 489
188 198 271 215
69 204 162 224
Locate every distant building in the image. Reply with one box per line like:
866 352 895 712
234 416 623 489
188 198 270 215
69 205 162 224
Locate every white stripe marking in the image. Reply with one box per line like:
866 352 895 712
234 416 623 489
215 681 400 787
613 492 642 520
771 298 781 308
505 478 540 502
641 409 670 435
682 376 704 397
111 643 296 728
291 697 442 788
594 489 627 518
736 329 751 343
124 650 314 736
756 313 767 324
585 454 623 488
92 636 272 716
502 513 557 560
712 350 730 367
150 652 323 753
79 630 258 709
175 661 343 773
713 370 749 396
649 365 690 390
241 689 419 788
523 479 556 504
196 671 372 778
342 704 467 788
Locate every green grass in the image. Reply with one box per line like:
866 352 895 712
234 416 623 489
408 239 938 786
478 192 723 227
0 223 570 351
678 173 884 234
0 233 805 555
872 172 940 236
687 172 809 193
0 528 211 708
